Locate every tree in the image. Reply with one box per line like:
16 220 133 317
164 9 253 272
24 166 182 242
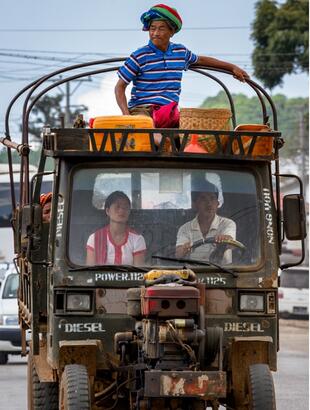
24 94 88 140
251 0 309 89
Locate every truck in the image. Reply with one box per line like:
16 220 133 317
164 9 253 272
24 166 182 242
0 57 307 410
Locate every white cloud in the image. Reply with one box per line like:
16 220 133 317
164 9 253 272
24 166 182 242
77 73 132 120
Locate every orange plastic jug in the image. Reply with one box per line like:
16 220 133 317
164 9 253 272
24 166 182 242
232 124 273 156
90 115 154 152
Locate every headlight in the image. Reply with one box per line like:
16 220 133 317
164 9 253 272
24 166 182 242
0 314 19 326
240 294 264 312
66 293 91 312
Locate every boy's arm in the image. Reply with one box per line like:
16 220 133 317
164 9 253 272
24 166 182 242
194 56 249 82
115 78 130 115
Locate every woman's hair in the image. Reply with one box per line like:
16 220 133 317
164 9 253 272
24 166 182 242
104 191 131 210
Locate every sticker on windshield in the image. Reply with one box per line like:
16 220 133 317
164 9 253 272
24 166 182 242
56 196 65 238
263 188 275 244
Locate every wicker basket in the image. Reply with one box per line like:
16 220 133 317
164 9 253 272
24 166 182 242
179 108 232 153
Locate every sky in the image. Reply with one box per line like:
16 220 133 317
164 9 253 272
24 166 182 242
0 0 308 141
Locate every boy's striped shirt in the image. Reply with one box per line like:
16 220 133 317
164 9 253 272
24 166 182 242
118 41 198 108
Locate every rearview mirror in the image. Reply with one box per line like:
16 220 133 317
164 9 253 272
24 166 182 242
283 194 306 240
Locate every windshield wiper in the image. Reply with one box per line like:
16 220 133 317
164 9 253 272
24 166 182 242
69 264 149 273
151 255 238 278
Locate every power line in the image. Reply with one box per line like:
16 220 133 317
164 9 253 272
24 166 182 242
0 48 121 56
0 51 83 63
0 48 305 60
0 51 306 69
0 26 250 33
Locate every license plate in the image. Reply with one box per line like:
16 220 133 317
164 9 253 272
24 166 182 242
293 306 308 314
6 317 18 325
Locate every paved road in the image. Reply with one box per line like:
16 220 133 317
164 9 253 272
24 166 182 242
273 320 309 410
0 320 308 409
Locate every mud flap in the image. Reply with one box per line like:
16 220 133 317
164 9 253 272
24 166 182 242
58 339 101 382
229 336 274 406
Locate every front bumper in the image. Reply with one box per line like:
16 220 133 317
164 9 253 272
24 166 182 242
144 370 226 399
0 326 22 352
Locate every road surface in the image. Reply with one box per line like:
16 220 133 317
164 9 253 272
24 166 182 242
0 320 308 409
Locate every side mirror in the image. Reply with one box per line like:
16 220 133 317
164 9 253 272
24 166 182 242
283 194 307 240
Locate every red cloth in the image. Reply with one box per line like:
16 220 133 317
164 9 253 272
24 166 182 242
152 102 179 128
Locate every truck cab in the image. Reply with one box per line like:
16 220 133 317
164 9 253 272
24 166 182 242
1 58 306 410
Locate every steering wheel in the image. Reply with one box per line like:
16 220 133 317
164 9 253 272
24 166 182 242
191 236 246 251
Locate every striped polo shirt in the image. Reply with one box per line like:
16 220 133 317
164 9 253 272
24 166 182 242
118 41 198 108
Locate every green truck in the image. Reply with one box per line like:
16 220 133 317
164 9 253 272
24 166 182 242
0 58 306 410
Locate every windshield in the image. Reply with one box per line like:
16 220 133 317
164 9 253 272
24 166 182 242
68 167 260 268
2 274 18 298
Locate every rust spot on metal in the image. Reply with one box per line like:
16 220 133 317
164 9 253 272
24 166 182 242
260 277 273 288
156 371 226 399
261 319 271 329
61 277 71 285
97 306 106 314
205 290 232 314
97 288 106 297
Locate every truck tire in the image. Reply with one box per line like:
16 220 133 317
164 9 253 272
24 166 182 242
248 364 276 410
0 352 8 364
59 364 91 410
27 354 58 410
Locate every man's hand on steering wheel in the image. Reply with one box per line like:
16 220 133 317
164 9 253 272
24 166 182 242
214 234 234 245
176 236 246 258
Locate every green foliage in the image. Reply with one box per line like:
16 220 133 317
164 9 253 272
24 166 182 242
251 0 309 89
200 91 309 156
0 146 54 171
26 94 63 140
1 92 88 169
25 93 88 140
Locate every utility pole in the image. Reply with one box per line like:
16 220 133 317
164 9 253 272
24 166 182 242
299 106 309 265
63 77 91 127
65 82 71 128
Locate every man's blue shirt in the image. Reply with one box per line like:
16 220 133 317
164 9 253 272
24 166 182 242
118 41 198 108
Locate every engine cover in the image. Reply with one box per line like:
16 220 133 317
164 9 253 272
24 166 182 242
141 285 200 317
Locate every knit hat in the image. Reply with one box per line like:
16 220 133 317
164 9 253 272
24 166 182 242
140 4 182 33
40 192 52 207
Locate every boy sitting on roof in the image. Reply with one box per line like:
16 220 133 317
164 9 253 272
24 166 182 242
115 4 249 128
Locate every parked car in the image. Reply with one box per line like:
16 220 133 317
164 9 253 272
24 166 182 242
279 267 309 319
0 268 20 364
0 262 14 285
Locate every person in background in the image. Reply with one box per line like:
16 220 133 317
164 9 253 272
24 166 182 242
115 4 249 127
86 191 146 266
176 180 236 264
40 192 52 223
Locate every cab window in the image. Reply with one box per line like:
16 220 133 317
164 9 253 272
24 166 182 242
68 167 260 268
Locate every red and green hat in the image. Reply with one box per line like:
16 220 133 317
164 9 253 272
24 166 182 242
140 4 183 33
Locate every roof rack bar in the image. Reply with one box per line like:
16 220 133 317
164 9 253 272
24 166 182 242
190 67 237 128
197 66 277 130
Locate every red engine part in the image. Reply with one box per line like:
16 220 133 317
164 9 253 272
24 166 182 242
141 285 200 317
